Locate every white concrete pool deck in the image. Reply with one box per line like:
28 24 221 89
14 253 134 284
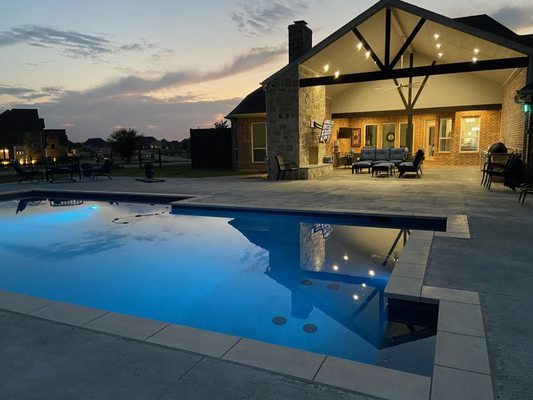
0 166 531 400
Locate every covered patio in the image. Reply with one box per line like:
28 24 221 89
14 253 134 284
263 0 533 179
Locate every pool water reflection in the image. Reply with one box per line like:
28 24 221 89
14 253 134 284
0 198 437 376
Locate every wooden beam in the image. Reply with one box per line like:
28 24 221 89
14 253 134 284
411 61 437 108
352 27 385 71
300 57 529 87
332 104 502 119
385 8 391 68
389 18 426 70
408 53 414 107
393 78 409 109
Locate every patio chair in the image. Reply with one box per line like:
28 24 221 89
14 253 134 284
274 155 298 180
398 149 425 178
13 161 42 184
482 152 523 190
92 159 112 180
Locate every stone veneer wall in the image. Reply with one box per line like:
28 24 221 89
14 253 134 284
298 66 327 166
266 65 331 179
501 68 526 150
266 66 300 179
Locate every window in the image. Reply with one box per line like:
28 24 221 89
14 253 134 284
382 123 396 148
50 143 56 150
460 117 480 152
251 122 267 162
0 148 9 160
399 122 414 150
364 125 378 147
439 118 453 152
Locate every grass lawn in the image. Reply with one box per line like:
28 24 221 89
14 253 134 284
0 164 264 183
110 164 264 178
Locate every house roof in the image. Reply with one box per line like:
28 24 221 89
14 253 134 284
44 129 68 146
455 15 533 48
262 0 533 86
225 87 266 118
84 138 109 148
0 109 45 145
0 109 45 132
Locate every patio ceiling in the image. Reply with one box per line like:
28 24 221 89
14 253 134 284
294 2 531 95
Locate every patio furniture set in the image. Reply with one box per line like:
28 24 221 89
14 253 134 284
13 159 112 184
352 147 425 178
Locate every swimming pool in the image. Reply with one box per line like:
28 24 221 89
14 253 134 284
0 196 438 376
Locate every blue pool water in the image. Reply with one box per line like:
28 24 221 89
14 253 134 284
0 197 437 376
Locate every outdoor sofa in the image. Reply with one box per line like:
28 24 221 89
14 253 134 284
352 147 408 173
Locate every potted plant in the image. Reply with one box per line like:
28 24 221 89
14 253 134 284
143 162 155 179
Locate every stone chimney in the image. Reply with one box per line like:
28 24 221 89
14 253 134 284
288 20 312 63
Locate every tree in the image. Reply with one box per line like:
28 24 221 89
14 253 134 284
108 128 142 163
213 119 229 129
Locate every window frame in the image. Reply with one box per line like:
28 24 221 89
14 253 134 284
363 124 378 147
398 122 415 150
459 116 481 153
251 122 267 163
438 118 453 153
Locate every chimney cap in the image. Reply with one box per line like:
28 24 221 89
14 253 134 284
292 20 308 25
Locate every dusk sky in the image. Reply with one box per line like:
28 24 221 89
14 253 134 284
1 0 532 142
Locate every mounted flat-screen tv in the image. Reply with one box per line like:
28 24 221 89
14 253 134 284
319 119 334 143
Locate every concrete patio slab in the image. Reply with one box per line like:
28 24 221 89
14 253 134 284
29 302 107 326
384 276 422 301
0 292 53 314
159 357 373 400
147 323 240 358
421 286 480 305
431 365 493 400
391 261 426 279
222 338 325 381
438 301 485 337
435 331 490 374
315 356 431 400
83 312 169 341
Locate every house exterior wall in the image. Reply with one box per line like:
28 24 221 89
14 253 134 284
332 108 501 166
501 68 527 150
266 65 301 178
298 66 327 166
231 115 268 171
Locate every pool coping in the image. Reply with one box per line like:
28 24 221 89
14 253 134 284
0 189 493 399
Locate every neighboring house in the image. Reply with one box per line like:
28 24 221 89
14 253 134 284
0 109 45 164
43 129 69 160
82 138 110 152
139 136 160 150
227 0 533 179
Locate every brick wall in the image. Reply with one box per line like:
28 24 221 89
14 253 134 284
501 68 526 150
332 109 501 166
232 115 267 171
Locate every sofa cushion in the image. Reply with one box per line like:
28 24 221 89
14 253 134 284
375 148 390 161
359 147 376 161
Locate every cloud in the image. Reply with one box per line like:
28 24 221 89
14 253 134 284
230 0 310 37
1 44 285 141
490 6 533 32
0 85 64 101
54 44 284 102
0 25 161 58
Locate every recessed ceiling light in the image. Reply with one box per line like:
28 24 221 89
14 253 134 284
357 42 363 51
433 33 439 40
472 57 478 63
323 64 329 72
438 52 443 58
365 50 371 59
474 48 480 54
334 70 340 79
436 43 441 49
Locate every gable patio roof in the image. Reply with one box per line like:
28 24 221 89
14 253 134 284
262 0 533 87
